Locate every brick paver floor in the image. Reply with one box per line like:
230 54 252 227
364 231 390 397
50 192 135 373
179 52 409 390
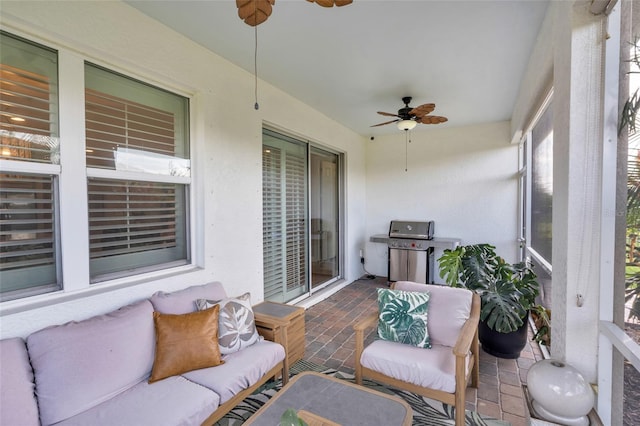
302 276 545 425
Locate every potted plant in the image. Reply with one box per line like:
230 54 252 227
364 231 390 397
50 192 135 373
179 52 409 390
438 244 540 358
531 304 551 347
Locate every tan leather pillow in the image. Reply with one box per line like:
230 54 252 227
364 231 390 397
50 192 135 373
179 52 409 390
149 305 224 383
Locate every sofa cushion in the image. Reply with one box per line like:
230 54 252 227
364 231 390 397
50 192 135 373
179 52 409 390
195 292 260 354
361 339 466 394
393 281 472 347
377 288 431 348
150 281 227 314
150 305 224 383
55 375 219 426
27 300 155 426
0 337 40 426
182 339 285 403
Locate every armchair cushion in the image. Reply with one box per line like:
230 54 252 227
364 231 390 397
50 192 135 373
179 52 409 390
360 339 466 394
393 282 472 347
377 288 431 348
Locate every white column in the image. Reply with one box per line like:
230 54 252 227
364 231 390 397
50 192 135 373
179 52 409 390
551 1 607 382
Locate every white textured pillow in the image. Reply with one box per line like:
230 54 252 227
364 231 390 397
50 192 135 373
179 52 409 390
194 293 260 354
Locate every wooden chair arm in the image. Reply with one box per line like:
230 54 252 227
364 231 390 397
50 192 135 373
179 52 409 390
354 311 379 385
452 293 480 357
353 312 379 333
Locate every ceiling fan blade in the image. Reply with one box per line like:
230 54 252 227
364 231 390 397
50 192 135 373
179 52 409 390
237 0 275 26
417 115 448 124
370 119 399 127
409 103 436 117
377 111 400 117
307 0 353 7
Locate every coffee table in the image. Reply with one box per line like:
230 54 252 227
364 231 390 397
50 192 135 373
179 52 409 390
243 371 412 426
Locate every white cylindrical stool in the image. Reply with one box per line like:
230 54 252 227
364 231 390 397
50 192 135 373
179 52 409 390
527 359 594 426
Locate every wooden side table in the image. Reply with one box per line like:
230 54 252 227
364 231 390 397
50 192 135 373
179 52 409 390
253 301 305 380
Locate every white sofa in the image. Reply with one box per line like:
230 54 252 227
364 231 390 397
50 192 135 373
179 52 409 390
0 282 286 426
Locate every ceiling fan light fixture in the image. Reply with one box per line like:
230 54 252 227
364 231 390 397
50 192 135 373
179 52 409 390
397 119 417 131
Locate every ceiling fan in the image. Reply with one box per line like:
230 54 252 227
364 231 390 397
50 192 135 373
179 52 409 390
372 97 448 130
237 0 353 27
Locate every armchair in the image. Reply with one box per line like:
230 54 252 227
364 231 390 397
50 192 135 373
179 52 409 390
353 281 480 426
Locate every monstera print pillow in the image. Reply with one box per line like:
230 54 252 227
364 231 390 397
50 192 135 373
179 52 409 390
195 293 261 354
377 288 431 348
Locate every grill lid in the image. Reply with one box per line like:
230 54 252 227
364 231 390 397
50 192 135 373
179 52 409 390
388 220 434 240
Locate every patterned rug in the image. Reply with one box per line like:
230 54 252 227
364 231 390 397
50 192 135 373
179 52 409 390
216 360 510 426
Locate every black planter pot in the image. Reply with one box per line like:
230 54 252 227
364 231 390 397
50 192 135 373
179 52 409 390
478 312 529 359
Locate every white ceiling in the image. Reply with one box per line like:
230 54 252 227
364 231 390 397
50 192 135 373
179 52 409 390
126 0 549 136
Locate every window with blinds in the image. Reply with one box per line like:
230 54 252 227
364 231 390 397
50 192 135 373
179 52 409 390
85 64 190 281
88 179 187 278
0 32 60 300
0 33 59 164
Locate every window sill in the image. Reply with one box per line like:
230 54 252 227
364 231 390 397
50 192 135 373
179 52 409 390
0 264 202 316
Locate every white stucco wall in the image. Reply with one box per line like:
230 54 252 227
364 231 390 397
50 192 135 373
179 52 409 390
363 121 520 281
0 1 366 339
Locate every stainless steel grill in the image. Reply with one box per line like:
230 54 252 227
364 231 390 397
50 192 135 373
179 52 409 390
387 220 435 283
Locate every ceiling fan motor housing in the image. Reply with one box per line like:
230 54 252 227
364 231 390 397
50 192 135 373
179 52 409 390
398 106 413 120
399 96 414 119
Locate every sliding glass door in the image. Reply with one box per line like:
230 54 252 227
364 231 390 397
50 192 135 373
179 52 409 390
310 146 340 288
262 129 341 303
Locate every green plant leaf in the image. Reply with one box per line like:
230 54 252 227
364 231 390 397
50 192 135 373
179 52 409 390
438 243 540 333
280 408 307 426
480 280 526 333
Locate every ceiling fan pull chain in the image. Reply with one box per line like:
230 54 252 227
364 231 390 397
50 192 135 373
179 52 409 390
405 130 408 172
254 22 259 110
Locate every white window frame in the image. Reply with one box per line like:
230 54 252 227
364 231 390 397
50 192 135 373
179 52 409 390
522 90 554 277
0 30 197 311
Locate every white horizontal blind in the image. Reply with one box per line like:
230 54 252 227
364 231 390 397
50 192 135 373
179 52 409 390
85 64 189 280
0 173 58 294
262 130 308 302
88 179 179 258
85 89 177 169
285 150 306 293
262 146 283 300
0 33 59 164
